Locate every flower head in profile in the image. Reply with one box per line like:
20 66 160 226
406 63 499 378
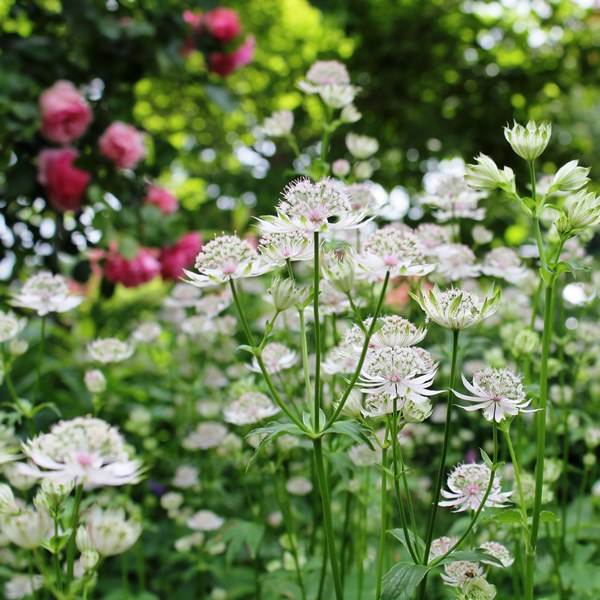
298 61 359 108
258 178 369 234
548 160 590 194
481 247 526 283
411 285 501 330
345 133 379 159
262 110 294 137
20 416 143 488
429 536 458 561
11 272 83 316
258 231 314 266
439 463 512 512
88 337 134 363
0 311 26 343
555 190 600 237
223 391 280 426
346 315 427 350
187 509 224 532
1 502 52 549
357 225 434 281
504 119 551 162
184 233 270 287
250 343 297 374
464 154 515 193
456 367 531 423
479 541 514 567
432 243 480 282
82 507 142 556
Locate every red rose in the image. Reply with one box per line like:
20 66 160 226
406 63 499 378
104 248 161 288
144 184 179 214
204 8 241 43
209 35 255 77
98 122 147 170
159 232 202 280
39 80 92 144
37 148 90 212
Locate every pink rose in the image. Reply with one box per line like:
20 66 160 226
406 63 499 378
37 148 90 212
98 122 147 169
203 8 241 43
39 80 92 144
144 184 179 214
209 35 255 77
104 248 161 288
183 9 202 30
159 232 202 280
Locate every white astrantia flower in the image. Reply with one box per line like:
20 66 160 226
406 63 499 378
415 223 452 254
318 280 351 315
481 247 527 283
411 285 501 331
84 369 107 394
356 225 435 281
479 541 514 567
164 282 202 308
10 272 83 316
84 507 142 556
5 574 44 600
458 576 497 599
464 153 515 193
131 322 162 343
257 178 370 235
439 463 512 512
0 311 26 343
184 234 270 288
262 110 294 137
286 476 313 496
322 343 359 375
555 189 600 237
441 561 484 587
267 277 303 312
88 338 134 363
359 346 440 402
187 509 224 532
1 502 52 549
182 422 228 450
172 465 200 489
472 224 494 245
429 536 458 561
345 315 427 350
318 84 359 109
346 183 380 213
0 484 19 516
332 389 363 418
348 443 381 467
297 61 358 109
345 133 379 159
548 160 590 194
322 251 357 295
258 230 314 266
250 343 297 374
20 416 142 488
195 288 232 318
432 243 480 281
455 367 532 423
223 392 280 426
504 120 551 162
340 104 361 123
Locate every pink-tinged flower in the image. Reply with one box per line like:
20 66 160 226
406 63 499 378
223 391 280 426
98 122 147 169
37 148 90 212
455 367 532 423
481 247 526 284
39 80 92 144
144 184 179 214
440 561 484 587
431 243 480 282
203 8 241 43
104 248 161 288
159 232 202 281
249 343 297 374
209 35 255 77
11 271 83 316
183 9 202 29
439 463 512 512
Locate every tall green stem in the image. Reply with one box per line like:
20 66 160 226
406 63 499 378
313 438 343 600
34 315 46 404
313 232 322 430
375 441 389 599
418 329 459 600
66 485 83 584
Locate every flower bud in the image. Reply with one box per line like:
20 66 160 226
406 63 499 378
504 120 551 161
354 161 374 180
0 484 19 516
513 329 539 357
403 398 433 423
37 479 74 509
555 190 600 237
267 277 302 312
584 452 596 468
84 369 107 394
332 159 351 178
464 153 515 193
9 339 28 356
340 104 361 124
548 160 590 193
81 549 100 572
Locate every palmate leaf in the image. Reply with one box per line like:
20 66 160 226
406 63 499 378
324 419 374 449
381 562 430 600
221 520 265 563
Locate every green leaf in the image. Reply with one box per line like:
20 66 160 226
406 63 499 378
539 510 559 523
245 422 303 470
486 509 525 527
388 528 426 556
435 549 503 567
381 562 430 600
480 448 493 468
325 419 373 448
221 520 265 563
40 533 70 554
118 235 140 260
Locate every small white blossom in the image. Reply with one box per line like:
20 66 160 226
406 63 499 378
346 315 427 350
84 369 107 394
340 104 361 123
548 160 590 193
87 338 134 363
84 507 142 556
479 541 514 567
348 443 381 467
5 574 43 600
555 190 600 237
267 277 303 312
433 243 480 281
429 536 458 561
286 476 313 496
182 422 228 450
172 465 200 489
262 110 294 137
464 154 515 193
251 343 297 374
504 120 551 161
10 272 83 316
481 247 526 283
223 392 280 426
187 509 224 532
0 311 26 343
258 231 314 266
441 561 484 587
1 503 52 549
346 133 379 159
0 484 20 516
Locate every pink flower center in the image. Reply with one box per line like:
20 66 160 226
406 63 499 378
383 255 398 266
467 485 480 495
307 209 325 224
222 263 238 275
75 452 93 466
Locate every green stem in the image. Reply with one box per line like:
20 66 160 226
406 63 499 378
375 441 389 599
313 231 322 431
313 438 343 600
298 309 313 412
34 316 46 405
504 427 529 530
66 485 84 584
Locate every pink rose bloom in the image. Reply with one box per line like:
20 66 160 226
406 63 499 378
183 9 202 30
204 8 241 43
209 35 255 77
39 80 92 144
159 232 202 280
144 184 179 214
104 248 161 288
37 148 90 212
98 122 147 169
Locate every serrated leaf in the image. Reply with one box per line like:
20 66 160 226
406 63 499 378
487 508 525 526
325 419 373 448
221 520 265 563
381 562 429 600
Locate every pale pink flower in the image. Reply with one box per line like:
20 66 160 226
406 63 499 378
99 122 147 169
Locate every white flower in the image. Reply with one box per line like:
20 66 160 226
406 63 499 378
323 342 359 375
286 476 313 496
346 315 427 349
439 463 512 512
441 561 484 587
10 272 83 316
357 225 434 281
504 120 551 161
332 389 363 418
432 243 480 281
251 343 297 374
346 133 379 159
471 225 494 245
258 231 314 266
548 160 590 193
318 84 359 109
172 465 200 489
346 183 380 213
412 285 501 330
332 159 351 177
297 61 358 109
0 311 26 343
481 247 526 283
88 338 134 363
84 507 142 556
164 283 201 308
184 234 270 288
1 503 52 549
195 288 232 317
187 509 224 532
464 154 515 193
5 574 43 600
84 369 107 394
348 444 381 467
182 422 228 450
223 392 280 426
267 277 303 312
479 541 514 567
456 367 532 423
132 322 162 343
340 104 361 123
0 484 20 516
415 223 452 253
429 536 458 561
555 190 600 236
0 436 21 468
318 280 351 315
257 178 369 234
175 532 205 552
20 416 142 488
263 110 294 137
